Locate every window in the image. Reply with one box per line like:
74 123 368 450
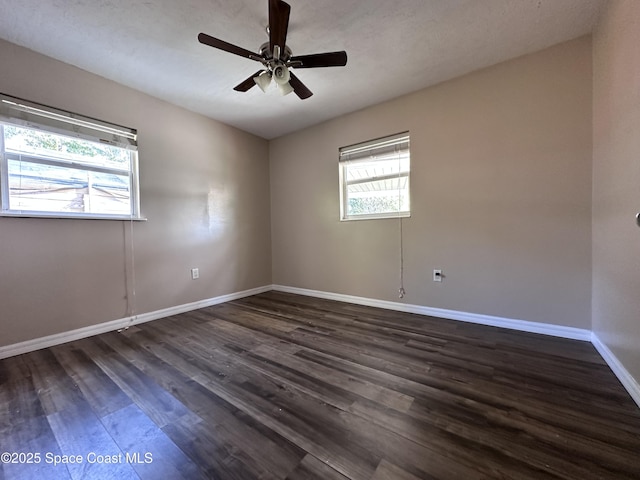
339 132 410 220
0 93 141 219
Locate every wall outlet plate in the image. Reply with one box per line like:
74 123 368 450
191 268 199 280
433 269 443 282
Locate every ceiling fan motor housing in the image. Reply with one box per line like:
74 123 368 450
259 42 292 62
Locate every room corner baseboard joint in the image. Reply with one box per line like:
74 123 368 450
590 333 640 409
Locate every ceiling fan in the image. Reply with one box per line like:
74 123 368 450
198 0 347 100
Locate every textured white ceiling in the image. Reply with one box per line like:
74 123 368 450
0 0 604 139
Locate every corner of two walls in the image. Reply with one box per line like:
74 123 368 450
269 35 594 331
0 39 272 347
591 0 640 387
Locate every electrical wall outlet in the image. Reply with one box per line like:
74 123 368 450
433 269 443 282
191 268 199 280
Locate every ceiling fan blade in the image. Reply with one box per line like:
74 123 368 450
288 72 313 100
198 33 260 62
269 0 291 57
233 70 265 92
289 51 348 68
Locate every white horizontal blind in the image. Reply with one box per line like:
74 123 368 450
339 132 410 220
0 93 137 151
339 132 409 164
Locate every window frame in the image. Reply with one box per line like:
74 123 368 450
0 93 143 220
339 132 411 221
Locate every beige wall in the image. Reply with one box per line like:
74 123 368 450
1 30 614 353
270 37 593 328
592 2 640 381
0 39 271 347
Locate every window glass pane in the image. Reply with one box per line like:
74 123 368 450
342 154 410 218
4 124 130 171
346 175 409 216
7 158 131 215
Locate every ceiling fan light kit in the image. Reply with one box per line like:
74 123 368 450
254 71 273 93
272 64 290 85
198 0 347 100
278 80 295 96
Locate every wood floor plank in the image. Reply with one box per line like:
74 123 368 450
0 356 45 424
100 403 204 480
99 328 307 479
285 454 350 480
50 344 132 418
162 416 275 480
2 291 640 479
21 349 86 416
46 403 139 480
251 343 415 412
353 397 612 479
0 356 69 480
0 413 70 480
191 366 382 480
371 459 428 480
207 361 493 479
76 336 199 429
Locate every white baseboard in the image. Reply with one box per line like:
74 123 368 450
591 333 640 409
272 285 592 341
3 283 638 411
0 285 272 360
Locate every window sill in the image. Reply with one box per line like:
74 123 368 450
341 212 411 222
0 211 147 221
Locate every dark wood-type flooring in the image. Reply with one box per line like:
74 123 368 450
2 291 640 479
